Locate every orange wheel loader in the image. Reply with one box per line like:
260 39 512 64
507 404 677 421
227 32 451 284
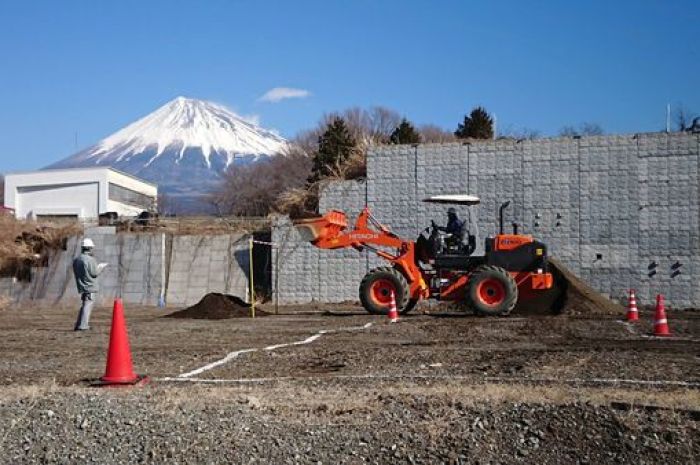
295 195 561 316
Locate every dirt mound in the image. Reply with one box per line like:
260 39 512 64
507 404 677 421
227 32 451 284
165 293 269 320
549 258 624 316
513 258 624 316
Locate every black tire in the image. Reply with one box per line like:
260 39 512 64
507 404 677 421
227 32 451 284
359 267 412 315
466 265 518 316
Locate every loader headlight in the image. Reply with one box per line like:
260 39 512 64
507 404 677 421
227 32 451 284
536 248 543 256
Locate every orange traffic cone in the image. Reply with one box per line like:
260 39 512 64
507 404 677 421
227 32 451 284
653 294 671 337
387 291 399 323
626 289 639 322
94 299 146 386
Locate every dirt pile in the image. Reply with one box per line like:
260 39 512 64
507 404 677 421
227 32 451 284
165 293 269 320
549 258 625 316
514 258 625 316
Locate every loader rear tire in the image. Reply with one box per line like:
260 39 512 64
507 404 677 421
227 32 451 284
466 265 518 316
359 267 413 315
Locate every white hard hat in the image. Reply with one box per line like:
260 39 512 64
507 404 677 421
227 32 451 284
81 238 95 249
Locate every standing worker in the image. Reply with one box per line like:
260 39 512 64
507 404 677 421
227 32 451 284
73 238 107 331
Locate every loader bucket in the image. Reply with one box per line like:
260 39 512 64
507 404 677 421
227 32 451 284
294 210 348 243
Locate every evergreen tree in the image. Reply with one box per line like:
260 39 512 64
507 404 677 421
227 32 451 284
309 117 356 183
389 118 421 144
454 106 494 139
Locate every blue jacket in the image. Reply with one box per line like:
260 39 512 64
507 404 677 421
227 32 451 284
445 217 464 235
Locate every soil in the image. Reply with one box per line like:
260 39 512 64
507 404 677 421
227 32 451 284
0 298 697 464
165 293 268 320
549 258 626 316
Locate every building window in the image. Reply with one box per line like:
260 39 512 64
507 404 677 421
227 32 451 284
108 183 155 210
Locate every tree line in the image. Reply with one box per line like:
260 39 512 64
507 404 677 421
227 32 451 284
211 105 607 217
210 102 695 218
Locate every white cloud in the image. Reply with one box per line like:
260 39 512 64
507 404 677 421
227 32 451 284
259 87 311 103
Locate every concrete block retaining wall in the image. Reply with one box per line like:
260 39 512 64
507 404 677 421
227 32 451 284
272 132 700 308
0 228 252 308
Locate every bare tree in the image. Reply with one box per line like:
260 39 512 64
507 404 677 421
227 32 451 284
499 125 542 140
320 106 401 147
157 192 177 216
559 125 578 137
580 122 604 136
367 106 402 144
559 122 604 137
418 124 457 143
211 152 312 217
270 106 402 217
673 103 697 131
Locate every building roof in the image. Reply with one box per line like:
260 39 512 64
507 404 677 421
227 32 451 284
5 166 157 188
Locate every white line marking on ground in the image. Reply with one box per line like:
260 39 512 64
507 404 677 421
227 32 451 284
158 373 700 388
172 322 373 379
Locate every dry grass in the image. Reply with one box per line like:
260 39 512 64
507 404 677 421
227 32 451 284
0 215 82 271
275 185 321 219
20 381 690 423
274 150 366 219
121 216 271 236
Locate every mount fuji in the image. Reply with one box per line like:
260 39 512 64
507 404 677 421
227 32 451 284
49 96 287 211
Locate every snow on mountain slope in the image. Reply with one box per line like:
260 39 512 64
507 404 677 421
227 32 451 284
49 97 287 210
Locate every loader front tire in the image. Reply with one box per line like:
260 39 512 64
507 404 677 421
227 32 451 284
359 267 413 315
466 266 518 316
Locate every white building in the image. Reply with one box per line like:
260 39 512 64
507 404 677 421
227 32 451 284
3 167 157 220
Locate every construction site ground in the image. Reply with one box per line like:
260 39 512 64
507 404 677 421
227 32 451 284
0 302 698 464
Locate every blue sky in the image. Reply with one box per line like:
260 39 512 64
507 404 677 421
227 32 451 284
0 0 698 171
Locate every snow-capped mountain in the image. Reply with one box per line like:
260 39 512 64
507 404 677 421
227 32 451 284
50 96 287 210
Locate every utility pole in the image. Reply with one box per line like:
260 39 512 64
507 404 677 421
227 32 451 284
666 104 671 133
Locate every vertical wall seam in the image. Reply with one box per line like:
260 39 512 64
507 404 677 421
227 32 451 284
466 143 470 193
577 139 582 272
414 145 419 233
519 141 524 226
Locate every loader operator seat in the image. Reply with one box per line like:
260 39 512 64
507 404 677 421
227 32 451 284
454 222 477 256
436 209 477 256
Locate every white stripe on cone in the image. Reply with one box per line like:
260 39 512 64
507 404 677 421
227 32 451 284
388 292 399 323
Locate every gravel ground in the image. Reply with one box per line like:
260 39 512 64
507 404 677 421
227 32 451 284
0 382 697 464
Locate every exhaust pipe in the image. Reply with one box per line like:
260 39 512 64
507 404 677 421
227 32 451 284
499 201 511 235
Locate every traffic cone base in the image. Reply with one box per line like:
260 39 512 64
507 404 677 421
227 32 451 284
652 294 671 337
92 375 149 387
626 289 639 322
93 299 147 387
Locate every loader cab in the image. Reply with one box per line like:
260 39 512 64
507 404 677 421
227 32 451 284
417 194 482 265
418 195 547 272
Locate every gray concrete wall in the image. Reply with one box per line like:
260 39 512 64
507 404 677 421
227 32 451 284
166 234 250 306
273 132 700 308
0 228 253 308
